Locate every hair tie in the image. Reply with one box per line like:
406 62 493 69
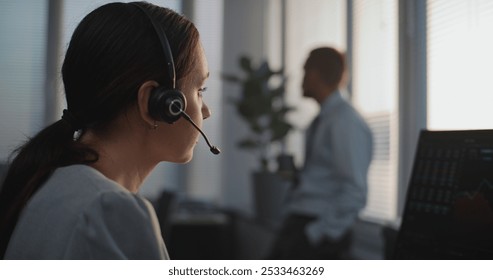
61 109 83 131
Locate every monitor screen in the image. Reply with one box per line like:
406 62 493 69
395 130 493 259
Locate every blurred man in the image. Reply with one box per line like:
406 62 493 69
270 47 373 259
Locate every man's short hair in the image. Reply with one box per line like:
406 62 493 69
305 47 345 87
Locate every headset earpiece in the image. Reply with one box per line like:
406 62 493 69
148 87 186 124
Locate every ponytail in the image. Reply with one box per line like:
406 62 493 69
0 117 98 258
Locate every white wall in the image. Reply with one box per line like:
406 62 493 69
221 0 272 215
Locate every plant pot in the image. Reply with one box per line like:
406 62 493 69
252 171 292 227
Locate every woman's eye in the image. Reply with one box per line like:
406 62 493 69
198 87 207 97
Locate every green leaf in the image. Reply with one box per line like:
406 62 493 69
256 61 270 78
239 56 252 73
270 121 293 142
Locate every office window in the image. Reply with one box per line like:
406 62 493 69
0 1 47 162
351 0 399 222
285 0 346 166
427 0 493 130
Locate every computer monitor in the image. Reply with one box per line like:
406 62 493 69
394 130 493 259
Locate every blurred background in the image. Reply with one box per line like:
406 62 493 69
2 0 493 259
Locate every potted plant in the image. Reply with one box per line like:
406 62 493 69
223 55 296 225
223 55 295 172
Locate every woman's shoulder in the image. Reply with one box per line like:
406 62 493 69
51 165 167 259
7 165 168 259
20 164 155 233
50 164 126 193
64 178 168 259
50 164 154 220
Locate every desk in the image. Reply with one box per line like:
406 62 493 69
233 214 278 259
153 193 283 259
167 210 235 260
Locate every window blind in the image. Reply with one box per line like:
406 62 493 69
0 1 47 162
351 0 399 222
427 0 493 130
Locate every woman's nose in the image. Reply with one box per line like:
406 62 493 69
202 103 211 120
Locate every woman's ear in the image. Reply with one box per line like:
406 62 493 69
137 80 160 128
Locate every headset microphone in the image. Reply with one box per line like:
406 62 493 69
171 101 221 155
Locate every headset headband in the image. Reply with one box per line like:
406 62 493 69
131 3 176 89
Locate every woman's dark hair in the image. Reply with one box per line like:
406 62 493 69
0 1 199 258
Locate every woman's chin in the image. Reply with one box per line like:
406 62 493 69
171 151 194 164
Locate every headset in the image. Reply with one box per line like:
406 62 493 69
131 3 220 154
132 3 185 124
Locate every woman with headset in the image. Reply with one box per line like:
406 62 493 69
0 1 213 259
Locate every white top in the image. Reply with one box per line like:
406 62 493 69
5 165 169 259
